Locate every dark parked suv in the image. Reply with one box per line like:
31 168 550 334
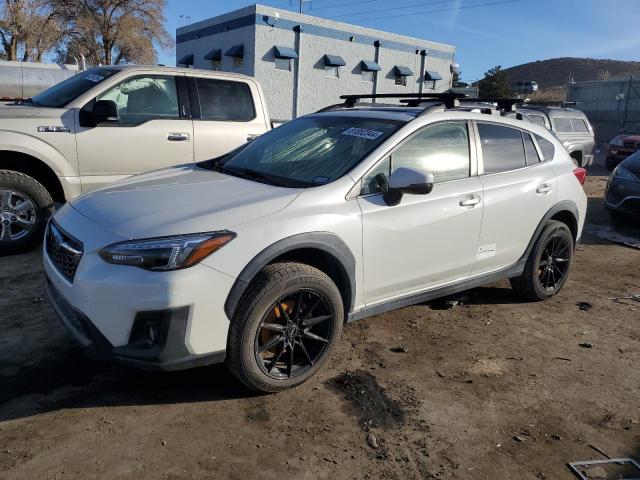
517 105 595 168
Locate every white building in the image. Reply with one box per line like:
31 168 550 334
176 4 457 121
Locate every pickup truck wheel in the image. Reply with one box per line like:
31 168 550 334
510 220 574 301
0 170 54 254
227 262 343 393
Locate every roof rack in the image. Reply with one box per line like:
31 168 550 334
522 101 578 108
318 92 469 112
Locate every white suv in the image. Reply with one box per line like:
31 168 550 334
44 94 588 393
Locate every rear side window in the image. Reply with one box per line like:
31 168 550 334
553 117 573 133
527 114 546 127
534 134 555 161
523 133 540 165
196 78 255 121
477 123 526 174
571 117 589 133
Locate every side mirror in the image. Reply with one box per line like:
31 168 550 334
383 167 434 206
91 100 119 125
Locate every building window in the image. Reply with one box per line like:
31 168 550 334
234 56 243 69
395 75 407 86
362 70 374 82
212 59 221 71
275 57 291 71
325 65 339 78
424 80 436 90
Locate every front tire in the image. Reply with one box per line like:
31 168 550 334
226 262 343 393
510 220 574 301
0 170 54 254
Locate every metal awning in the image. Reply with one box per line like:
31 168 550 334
204 49 221 61
324 54 346 67
274 46 298 59
424 70 443 81
178 54 194 66
225 45 244 57
360 60 381 72
394 66 413 76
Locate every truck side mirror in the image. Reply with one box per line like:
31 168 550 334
383 167 435 206
92 100 119 125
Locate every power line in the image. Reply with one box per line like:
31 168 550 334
334 0 521 23
331 0 455 19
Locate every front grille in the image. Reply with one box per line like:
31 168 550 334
46 222 83 282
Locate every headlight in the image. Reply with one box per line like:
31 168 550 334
99 231 235 271
613 165 639 182
609 138 624 147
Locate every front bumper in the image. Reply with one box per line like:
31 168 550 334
43 206 237 370
604 178 640 216
45 276 225 370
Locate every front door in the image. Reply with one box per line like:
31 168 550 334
357 121 484 306
75 74 194 192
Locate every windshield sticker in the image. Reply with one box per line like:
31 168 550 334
313 176 330 184
84 74 104 83
342 127 384 140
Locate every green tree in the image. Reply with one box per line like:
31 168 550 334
477 65 511 98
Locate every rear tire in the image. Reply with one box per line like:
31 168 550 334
510 220 574 301
0 170 54 254
226 262 343 393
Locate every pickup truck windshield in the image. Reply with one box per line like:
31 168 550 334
211 115 402 188
31 68 119 108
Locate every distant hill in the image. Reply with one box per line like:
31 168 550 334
502 57 640 89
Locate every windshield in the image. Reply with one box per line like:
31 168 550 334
205 115 402 188
31 68 119 108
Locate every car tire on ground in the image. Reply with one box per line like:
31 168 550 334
510 220 574 301
0 170 54 254
226 262 344 393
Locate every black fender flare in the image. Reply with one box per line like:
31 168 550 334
519 200 580 263
224 232 357 320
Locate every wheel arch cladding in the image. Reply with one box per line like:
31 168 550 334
520 200 579 262
224 232 356 321
0 151 65 203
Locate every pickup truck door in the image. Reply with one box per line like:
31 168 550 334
75 73 194 192
188 76 270 162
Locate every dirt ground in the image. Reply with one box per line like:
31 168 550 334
1 155 639 480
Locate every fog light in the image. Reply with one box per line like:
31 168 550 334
146 323 160 346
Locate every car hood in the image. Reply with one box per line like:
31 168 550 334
621 150 640 177
0 103 44 118
69 165 302 239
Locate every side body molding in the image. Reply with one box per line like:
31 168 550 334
224 232 357 320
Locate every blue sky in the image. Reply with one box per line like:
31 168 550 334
160 0 640 81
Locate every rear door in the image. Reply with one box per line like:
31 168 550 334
189 76 269 161
471 122 557 275
75 73 194 192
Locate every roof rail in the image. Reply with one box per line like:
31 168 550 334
523 101 578 108
329 92 469 110
459 97 525 112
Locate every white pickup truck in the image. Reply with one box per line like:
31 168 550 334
0 65 272 252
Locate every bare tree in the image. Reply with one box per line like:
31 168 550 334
59 0 173 65
0 0 65 61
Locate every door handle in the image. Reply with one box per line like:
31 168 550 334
459 197 481 207
536 184 552 194
167 132 190 142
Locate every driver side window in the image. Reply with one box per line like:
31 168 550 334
393 122 470 183
95 75 179 126
360 121 471 195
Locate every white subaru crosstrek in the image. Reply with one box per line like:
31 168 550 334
44 95 588 392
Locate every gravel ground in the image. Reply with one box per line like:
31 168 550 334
1 156 639 480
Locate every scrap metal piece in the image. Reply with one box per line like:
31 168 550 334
568 458 640 480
